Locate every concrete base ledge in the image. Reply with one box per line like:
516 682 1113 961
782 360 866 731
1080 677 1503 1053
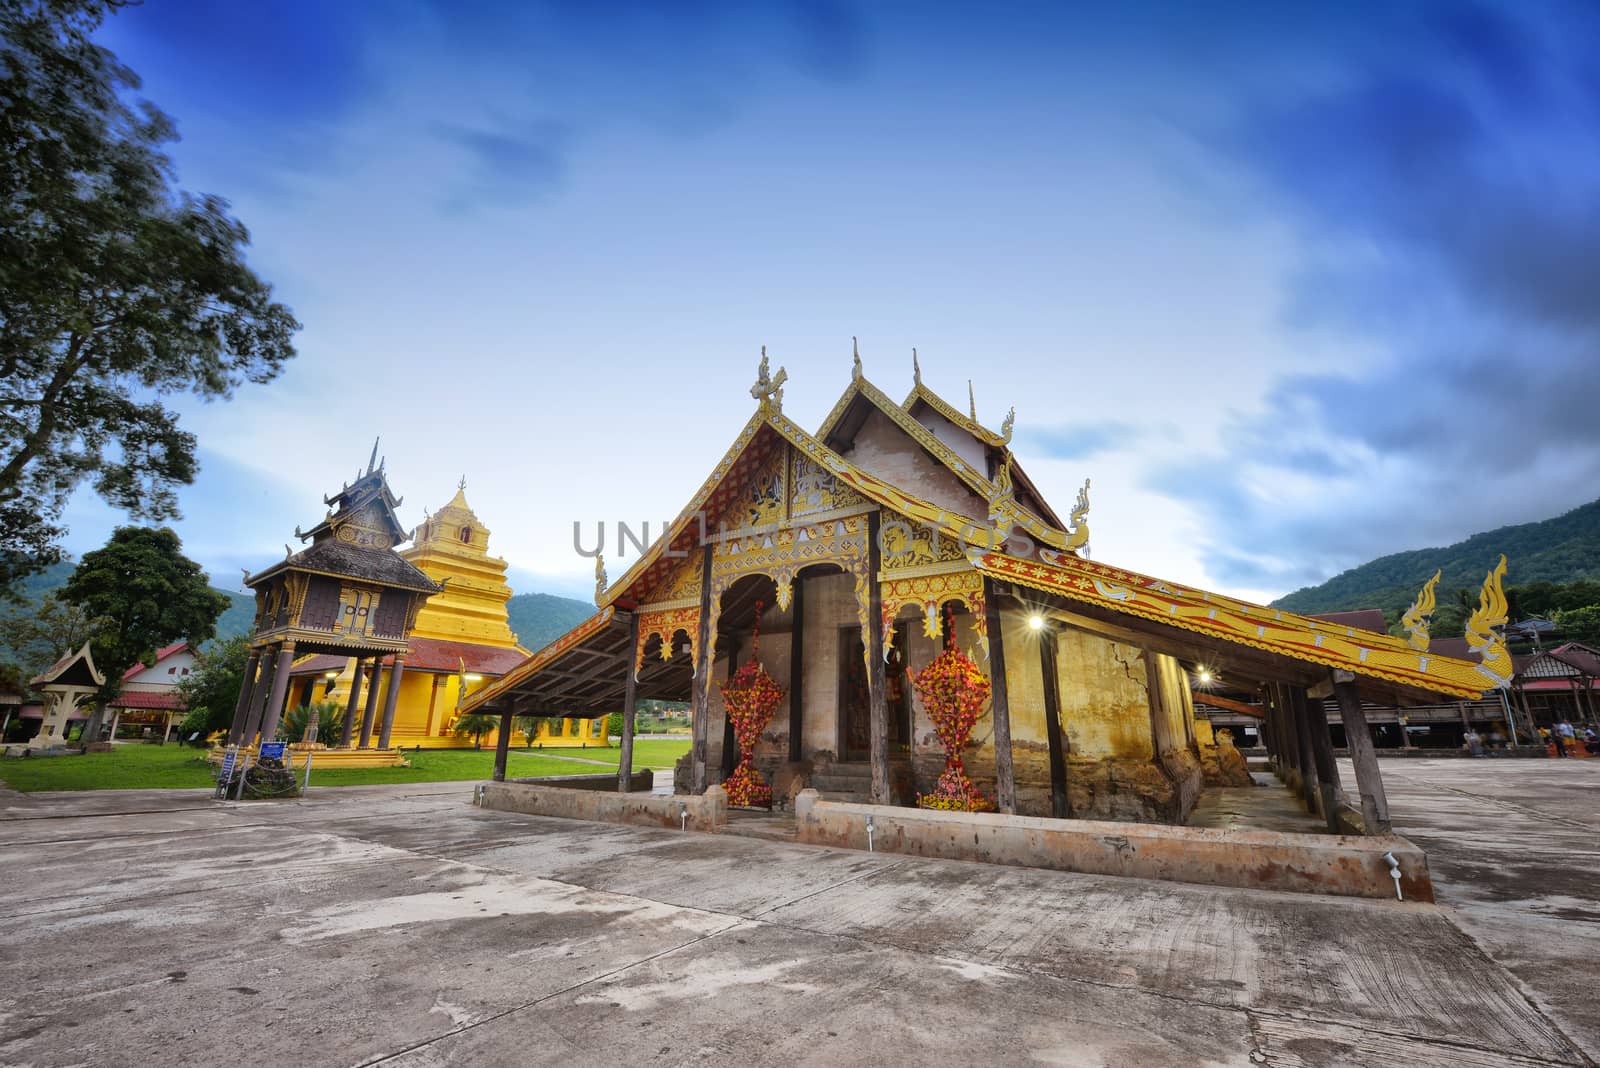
478 781 726 832
794 790 1432 902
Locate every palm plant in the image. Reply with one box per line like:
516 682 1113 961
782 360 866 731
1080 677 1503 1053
452 712 499 749
281 700 344 746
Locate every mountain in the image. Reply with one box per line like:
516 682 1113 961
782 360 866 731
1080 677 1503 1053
1272 498 1600 616
507 592 595 651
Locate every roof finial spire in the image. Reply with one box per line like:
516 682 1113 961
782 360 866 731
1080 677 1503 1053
1001 406 1015 443
367 437 380 475
912 347 921 386
458 474 467 492
852 336 862 381
968 380 977 420
750 345 788 412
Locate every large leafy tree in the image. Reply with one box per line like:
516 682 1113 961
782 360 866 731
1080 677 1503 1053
62 526 229 737
0 0 299 593
174 633 249 741
0 588 102 675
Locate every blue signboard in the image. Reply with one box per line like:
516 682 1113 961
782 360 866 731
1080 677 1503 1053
258 741 287 761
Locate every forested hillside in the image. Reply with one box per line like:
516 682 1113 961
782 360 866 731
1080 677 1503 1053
1272 498 1600 619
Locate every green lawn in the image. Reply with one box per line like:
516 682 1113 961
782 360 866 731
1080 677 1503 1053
0 739 689 793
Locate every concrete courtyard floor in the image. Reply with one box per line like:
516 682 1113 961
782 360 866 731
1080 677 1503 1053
0 759 1595 1067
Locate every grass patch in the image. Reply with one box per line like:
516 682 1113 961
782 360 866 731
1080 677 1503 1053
0 739 691 793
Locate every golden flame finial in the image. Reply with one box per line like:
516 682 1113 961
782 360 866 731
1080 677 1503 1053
1067 477 1091 553
1401 569 1441 651
912 347 921 386
1465 554 1512 687
594 553 609 607
968 380 977 420
852 336 862 381
1001 406 1015 443
750 345 787 411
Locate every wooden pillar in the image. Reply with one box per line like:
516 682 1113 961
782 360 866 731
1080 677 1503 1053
340 659 364 747
162 712 173 744
240 646 280 747
982 578 1016 815
866 512 890 805
1290 685 1320 813
1303 689 1343 832
108 709 121 741
257 641 296 746
788 575 805 763
690 544 714 794
226 651 263 746
1038 625 1070 818
492 709 513 782
618 613 639 792
1333 675 1391 833
358 659 383 749
377 656 405 749
720 636 741 781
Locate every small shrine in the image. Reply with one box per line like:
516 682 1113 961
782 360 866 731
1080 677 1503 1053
231 445 440 765
22 643 103 751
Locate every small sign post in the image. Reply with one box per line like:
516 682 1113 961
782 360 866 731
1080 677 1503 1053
258 741 287 762
214 746 238 799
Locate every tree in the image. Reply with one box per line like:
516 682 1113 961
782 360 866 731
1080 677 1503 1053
63 526 229 738
174 634 249 741
0 588 103 678
1554 605 1600 646
452 713 498 750
0 0 299 594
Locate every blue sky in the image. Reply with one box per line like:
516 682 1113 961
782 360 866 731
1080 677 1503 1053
58 0 1600 603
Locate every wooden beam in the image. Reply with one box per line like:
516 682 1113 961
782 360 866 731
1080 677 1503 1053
866 511 890 805
492 710 513 782
691 545 713 794
1303 690 1344 832
788 575 805 763
618 613 639 793
1289 684 1320 813
1039 626 1069 819
983 577 1016 814
1192 693 1265 718
1334 674 1391 833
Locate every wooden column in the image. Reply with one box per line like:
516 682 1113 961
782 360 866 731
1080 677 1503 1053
618 613 639 792
492 709 513 782
358 659 383 749
240 645 280 746
787 575 805 763
340 659 364 747
1038 625 1070 818
377 656 405 749
982 578 1016 815
1333 674 1391 834
866 512 890 805
1290 685 1320 812
690 544 714 794
720 636 741 781
226 651 263 746
1303 689 1343 832
257 641 296 746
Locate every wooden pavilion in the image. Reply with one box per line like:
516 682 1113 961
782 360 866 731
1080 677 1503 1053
233 446 441 757
461 353 1505 832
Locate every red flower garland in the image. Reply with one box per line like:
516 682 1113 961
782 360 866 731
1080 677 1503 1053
911 607 994 812
718 599 786 807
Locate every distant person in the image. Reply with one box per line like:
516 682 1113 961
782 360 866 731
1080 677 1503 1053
1554 719 1575 757
1584 725 1599 756
1463 728 1484 758
1487 726 1505 751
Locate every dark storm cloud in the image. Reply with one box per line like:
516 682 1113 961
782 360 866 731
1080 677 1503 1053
1153 1 1600 594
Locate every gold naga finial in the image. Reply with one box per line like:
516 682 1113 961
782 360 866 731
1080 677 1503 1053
1401 569 1441 651
1001 406 1015 443
852 336 862 381
968 380 977 420
594 553 609 606
1465 554 1513 687
1066 477 1090 553
912 347 921 386
750 345 788 411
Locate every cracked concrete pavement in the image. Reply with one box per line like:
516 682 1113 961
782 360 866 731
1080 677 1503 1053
0 760 1594 1067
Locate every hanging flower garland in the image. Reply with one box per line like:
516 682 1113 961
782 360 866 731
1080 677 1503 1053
912 605 995 812
718 598 786 807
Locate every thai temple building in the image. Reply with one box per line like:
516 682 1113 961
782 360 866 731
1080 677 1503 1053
462 351 1508 830
281 478 602 749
